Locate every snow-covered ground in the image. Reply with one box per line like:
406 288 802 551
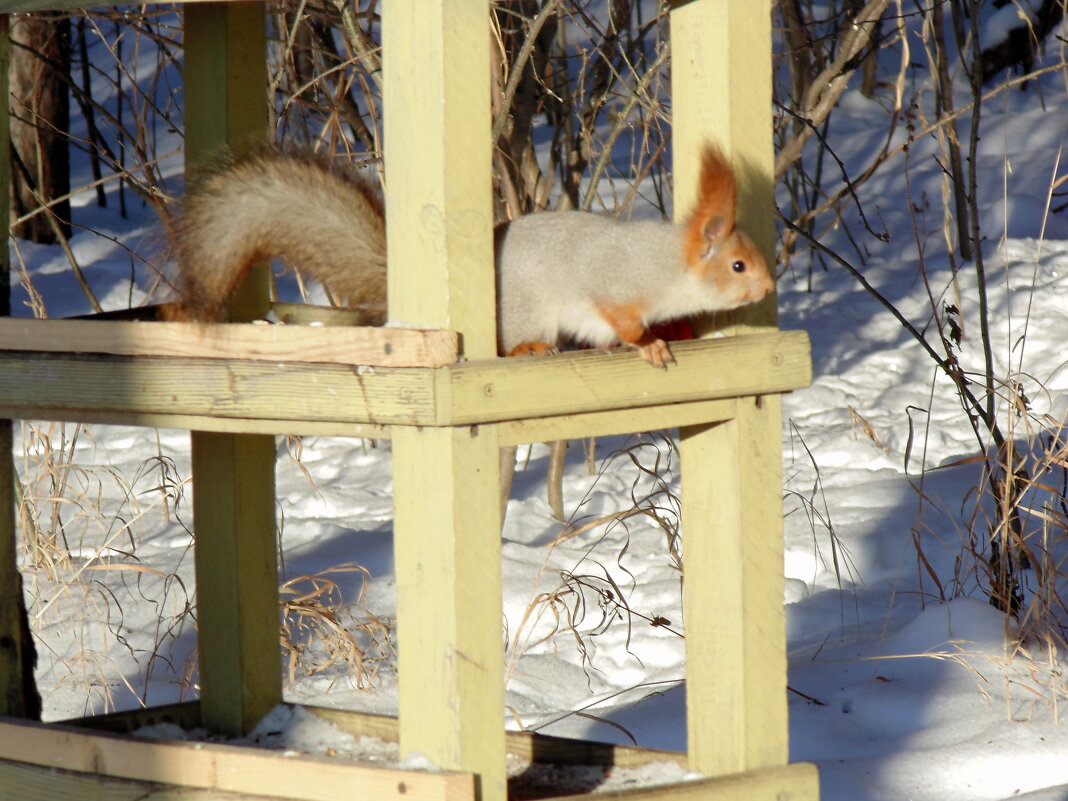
9 7 1068 801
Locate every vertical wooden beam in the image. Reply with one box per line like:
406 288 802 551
392 425 505 800
671 0 775 282
382 1 505 798
190 430 279 735
382 0 496 360
183 1 271 321
0 14 40 721
672 0 789 779
183 3 280 736
679 402 787 775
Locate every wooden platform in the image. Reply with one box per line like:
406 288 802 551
0 704 819 801
0 318 808 436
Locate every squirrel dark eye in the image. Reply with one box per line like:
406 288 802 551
731 260 746 273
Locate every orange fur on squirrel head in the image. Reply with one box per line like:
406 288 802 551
682 144 740 269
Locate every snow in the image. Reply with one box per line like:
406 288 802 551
980 1 1039 51
8 7 1068 801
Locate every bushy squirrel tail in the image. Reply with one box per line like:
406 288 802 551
162 149 388 321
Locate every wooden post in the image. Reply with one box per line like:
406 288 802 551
672 0 788 777
392 425 505 800
0 13 40 721
382 0 496 361
679 401 787 775
382 1 505 797
183 3 281 736
671 0 776 281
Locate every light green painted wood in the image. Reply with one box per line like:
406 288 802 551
0 2 812 796
0 759 305 801
672 0 776 330
0 318 460 368
671 0 792 778
392 425 505 800
0 715 477 800
0 396 736 446
0 332 810 429
183 3 280 737
493 398 738 448
183 2 270 322
191 432 280 736
382 0 496 360
679 398 788 775
540 762 819 801
382 4 505 791
443 334 809 425
0 351 437 424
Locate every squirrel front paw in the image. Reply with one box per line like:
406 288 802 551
638 338 675 369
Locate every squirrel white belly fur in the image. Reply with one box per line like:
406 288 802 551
165 145 774 368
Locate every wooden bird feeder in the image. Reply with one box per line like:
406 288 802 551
0 2 818 799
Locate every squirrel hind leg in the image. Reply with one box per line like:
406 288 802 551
508 341 560 358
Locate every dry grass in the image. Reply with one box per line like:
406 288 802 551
505 435 683 703
16 420 196 714
279 563 394 691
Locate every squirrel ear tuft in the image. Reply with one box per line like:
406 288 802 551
692 144 738 230
683 144 741 268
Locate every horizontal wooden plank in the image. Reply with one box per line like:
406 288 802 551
60 705 818 799
0 319 458 368
303 705 690 770
0 408 391 439
67 700 204 734
0 396 736 441
0 716 475 801
447 332 811 425
73 702 690 771
0 352 437 426
0 332 808 430
494 398 737 447
540 762 819 800
0 757 304 801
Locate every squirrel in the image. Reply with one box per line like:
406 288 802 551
164 144 774 368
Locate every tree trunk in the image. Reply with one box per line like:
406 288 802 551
9 14 71 244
